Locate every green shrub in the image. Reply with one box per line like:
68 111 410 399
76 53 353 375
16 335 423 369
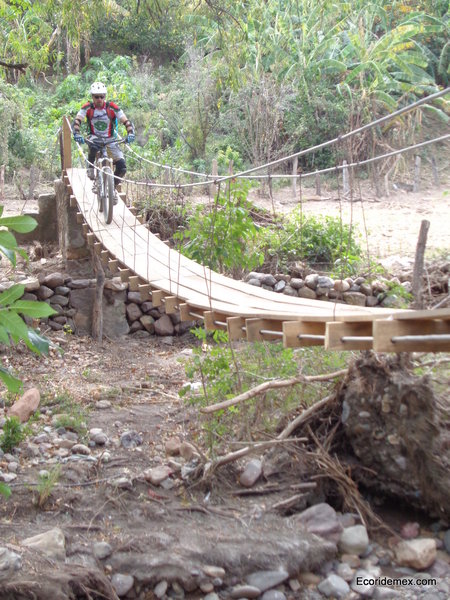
175 180 264 276
259 207 361 273
0 416 24 453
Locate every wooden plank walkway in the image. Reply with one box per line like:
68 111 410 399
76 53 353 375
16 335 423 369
65 167 450 352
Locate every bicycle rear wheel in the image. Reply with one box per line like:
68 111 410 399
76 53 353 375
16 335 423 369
103 167 115 224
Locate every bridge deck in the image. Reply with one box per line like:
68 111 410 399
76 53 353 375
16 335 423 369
65 167 450 351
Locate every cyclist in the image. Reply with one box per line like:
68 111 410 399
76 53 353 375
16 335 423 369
72 82 135 194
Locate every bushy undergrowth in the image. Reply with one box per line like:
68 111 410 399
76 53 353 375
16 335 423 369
180 328 348 455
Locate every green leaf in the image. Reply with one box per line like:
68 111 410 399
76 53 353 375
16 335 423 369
0 325 10 346
0 284 25 307
0 482 11 499
0 367 23 393
11 300 57 319
0 215 37 233
0 246 16 267
0 311 29 343
27 329 54 355
0 230 19 250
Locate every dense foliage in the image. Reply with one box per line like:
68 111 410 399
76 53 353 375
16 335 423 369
0 0 448 178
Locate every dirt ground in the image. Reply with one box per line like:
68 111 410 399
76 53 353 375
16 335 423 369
0 173 449 598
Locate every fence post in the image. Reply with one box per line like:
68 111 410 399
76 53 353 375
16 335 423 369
342 160 350 199
412 219 430 309
430 154 440 186
61 117 72 172
292 156 298 199
210 158 218 197
413 155 421 192
315 171 321 196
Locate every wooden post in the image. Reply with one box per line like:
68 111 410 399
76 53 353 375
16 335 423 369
430 154 440 186
342 160 350 199
92 252 105 342
315 171 321 196
62 117 72 172
210 158 218 197
0 165 4 204
292 156 298 199
413 155 421 193
412 219 430 309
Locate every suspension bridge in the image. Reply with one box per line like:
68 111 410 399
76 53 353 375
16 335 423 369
60 89 450 352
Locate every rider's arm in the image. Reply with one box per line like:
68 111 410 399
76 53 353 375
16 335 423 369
72 106 87 135
119 114 135 136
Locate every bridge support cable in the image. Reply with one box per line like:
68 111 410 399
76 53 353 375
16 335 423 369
61 113 450 352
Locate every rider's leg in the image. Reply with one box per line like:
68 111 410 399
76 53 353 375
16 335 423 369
86 149 96 180
113 158 126 189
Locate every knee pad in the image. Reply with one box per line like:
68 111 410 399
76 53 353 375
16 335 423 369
114 159 126 178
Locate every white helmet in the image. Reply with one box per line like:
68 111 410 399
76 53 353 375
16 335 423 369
89 82 107 96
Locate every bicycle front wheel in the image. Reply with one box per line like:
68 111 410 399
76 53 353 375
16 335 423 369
96 167 105 213
103 167 115 224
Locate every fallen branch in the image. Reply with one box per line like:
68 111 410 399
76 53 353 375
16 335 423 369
209 436 308 471
201 369 347 414
277 394 336 440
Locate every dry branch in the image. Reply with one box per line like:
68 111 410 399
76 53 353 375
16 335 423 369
201 369 347 414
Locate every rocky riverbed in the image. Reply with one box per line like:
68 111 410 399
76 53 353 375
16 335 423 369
0 332 449 600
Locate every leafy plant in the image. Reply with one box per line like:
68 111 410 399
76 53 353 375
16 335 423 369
35 465 61 508
259 208 362 273
175 180 264 275
0 416 24 453
0 210 57 392
180 327 300 454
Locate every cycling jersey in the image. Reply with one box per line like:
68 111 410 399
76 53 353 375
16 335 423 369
76 101 125 138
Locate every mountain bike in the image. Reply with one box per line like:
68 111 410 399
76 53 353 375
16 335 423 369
85 136 126 225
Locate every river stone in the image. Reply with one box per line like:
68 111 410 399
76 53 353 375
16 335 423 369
111 573 134 597
294 502 343 542
43 272 65 288
104 277 128 291
230 585 261 598
283 285 298 297
127 291 142 304
0 547 22 581
261 592 286 600
165 436 181 456
120 430 143 449
248 278 262 287
154 314 175 336
144 465 172 485
289 278 305 289
317 574 350 598
8 387 40 423
93 541 113 560
394 539 437 570
22 528 66 561
246 569 289 591
298 286 317 299
126 302 143 322
22 277 40 292
50 294 69 306
334 279 351 293
274 280 286 293
154 580 168 598
343 291 367 306
339 525 369 556
305 273 319 289
261 274 277 287
240 459 262 487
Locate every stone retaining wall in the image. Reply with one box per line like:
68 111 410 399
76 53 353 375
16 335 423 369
244 271 412 309
2 269 411 339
